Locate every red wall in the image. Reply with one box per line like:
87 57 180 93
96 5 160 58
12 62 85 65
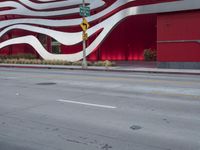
88 14 157 61
157 11 200 62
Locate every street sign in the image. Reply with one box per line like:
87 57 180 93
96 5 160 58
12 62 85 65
80 18 90 31
82 31 88 40
80 5 90 17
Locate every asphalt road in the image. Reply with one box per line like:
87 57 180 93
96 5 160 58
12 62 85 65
0 68 199 150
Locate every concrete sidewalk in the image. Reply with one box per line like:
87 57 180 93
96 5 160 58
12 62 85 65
0 63 200 75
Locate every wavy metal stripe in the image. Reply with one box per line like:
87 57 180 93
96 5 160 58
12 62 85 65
0 0 199 29
0 0 104 17
18 0 102 10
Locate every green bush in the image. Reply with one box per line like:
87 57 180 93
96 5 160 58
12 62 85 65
52 46 60 54
72 61 82 66
93 60 115 67
93 61 103 66
63 61 72 65
0 55 7 59
0 54 37 60
144 49 157 61
103 60 114 67
0 58 116 67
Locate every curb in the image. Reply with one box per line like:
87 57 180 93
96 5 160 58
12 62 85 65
0 64 200 75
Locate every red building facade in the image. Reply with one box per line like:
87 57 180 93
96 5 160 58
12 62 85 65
0 0 200 69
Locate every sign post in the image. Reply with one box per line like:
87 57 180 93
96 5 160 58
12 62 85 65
80 0 90 69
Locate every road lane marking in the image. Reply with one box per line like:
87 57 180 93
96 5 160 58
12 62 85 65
57 99 117 109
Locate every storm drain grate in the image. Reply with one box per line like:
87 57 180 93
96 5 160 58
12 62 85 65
130 125 142 131
36 82 57 85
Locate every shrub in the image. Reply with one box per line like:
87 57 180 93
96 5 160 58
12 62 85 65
72 61 82 66
0 54 36 60
93 61 103 66
0 58 116 67
144 49 157 61
0 55 8 59
92 60 114 67
63 61 72 65
103 60 114 67
52 46 60 54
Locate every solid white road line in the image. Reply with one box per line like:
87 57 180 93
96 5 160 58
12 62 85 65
57 99 117 109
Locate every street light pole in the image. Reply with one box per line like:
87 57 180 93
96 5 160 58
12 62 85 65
82 0 87 69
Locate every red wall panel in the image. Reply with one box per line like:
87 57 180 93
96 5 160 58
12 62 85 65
158 42 200 62
157 11 200 62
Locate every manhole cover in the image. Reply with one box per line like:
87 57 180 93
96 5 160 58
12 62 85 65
36 82 56 85
130 125 142 130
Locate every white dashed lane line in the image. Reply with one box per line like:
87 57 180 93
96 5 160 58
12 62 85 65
57 99 117 109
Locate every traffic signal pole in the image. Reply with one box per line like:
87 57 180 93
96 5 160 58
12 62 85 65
82 0 87 69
